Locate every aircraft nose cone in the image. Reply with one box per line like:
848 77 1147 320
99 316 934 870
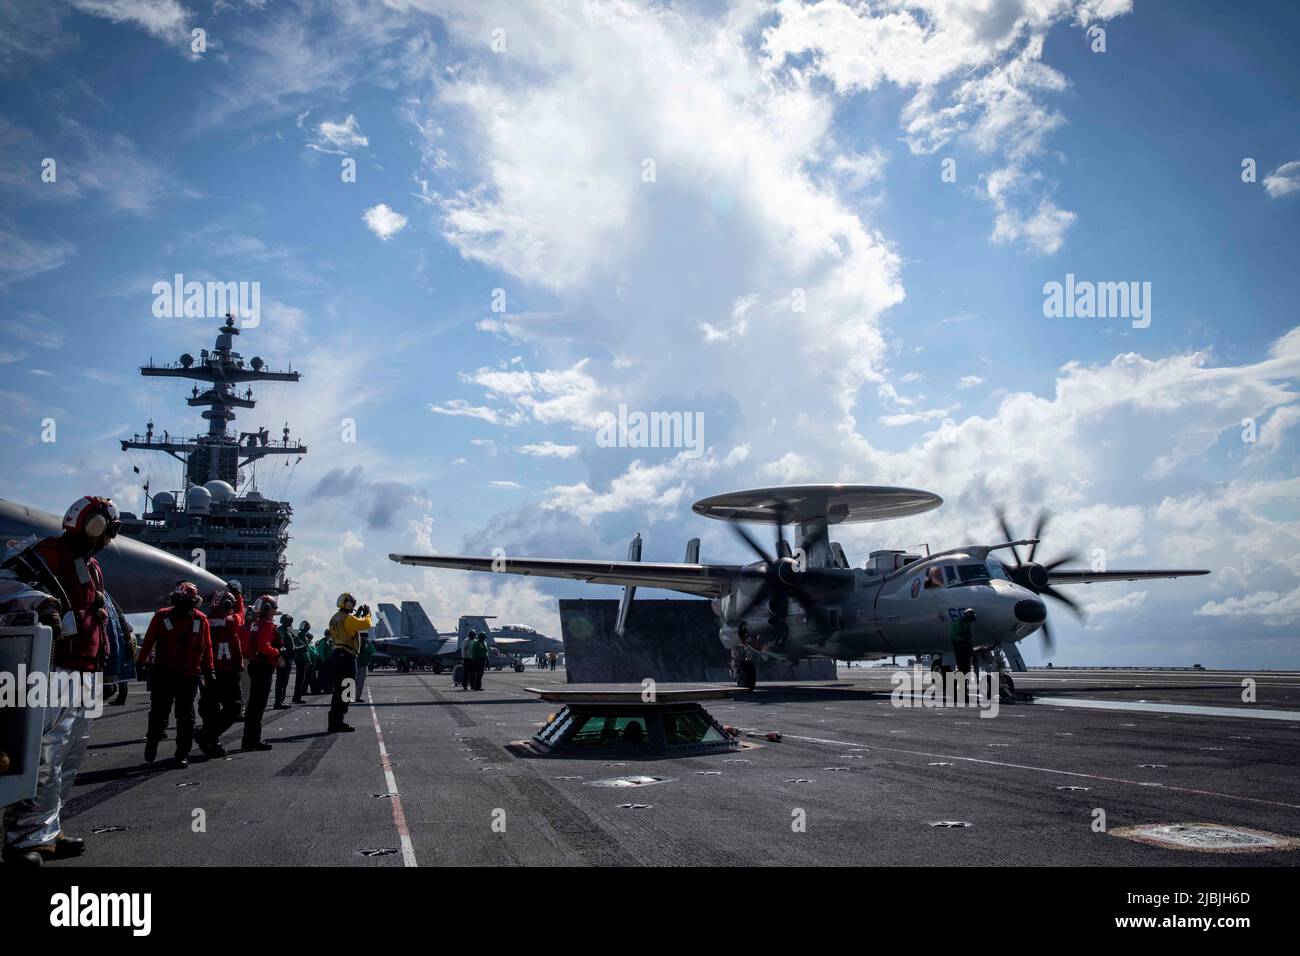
1014 599 1047 624
102 536 227 613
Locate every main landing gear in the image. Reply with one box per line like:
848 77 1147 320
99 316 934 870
736 658 757 691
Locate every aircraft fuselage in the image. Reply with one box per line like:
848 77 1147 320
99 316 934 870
716 560 1045 662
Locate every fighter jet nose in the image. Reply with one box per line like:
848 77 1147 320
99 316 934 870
102 535 227 613
1014 599 1047 624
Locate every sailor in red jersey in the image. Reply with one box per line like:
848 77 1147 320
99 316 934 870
2 495 119 866
240 594 283 751
196 588 244 758
225 579 246 719
136 582 213 768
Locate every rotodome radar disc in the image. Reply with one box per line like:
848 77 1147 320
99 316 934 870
692 484 943 525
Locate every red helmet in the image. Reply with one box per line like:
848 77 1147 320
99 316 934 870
170 581 201 612
210 590 236 613
63 496 121 540
252 594 278 618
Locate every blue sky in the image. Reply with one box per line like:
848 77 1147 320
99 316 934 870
0 0 1297 667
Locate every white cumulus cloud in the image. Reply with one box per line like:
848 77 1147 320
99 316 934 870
363 203 408 240
1262 160 1300 199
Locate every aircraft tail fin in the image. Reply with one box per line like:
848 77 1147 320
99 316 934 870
458 615 495 649
376 603 402 638
615 532 642 636
401 601 439 640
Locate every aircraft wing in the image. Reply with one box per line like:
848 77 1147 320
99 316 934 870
1049 569 1211 585
388 553 741 598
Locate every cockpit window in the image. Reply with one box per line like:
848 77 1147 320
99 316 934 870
952 563 991 584
985 559 1009 581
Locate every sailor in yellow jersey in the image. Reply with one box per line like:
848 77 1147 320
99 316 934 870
326 592 372 733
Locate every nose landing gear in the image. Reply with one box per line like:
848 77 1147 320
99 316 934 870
976 646 1026 703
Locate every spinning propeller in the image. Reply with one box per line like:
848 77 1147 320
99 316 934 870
729 508 845 638
995 507 1086 653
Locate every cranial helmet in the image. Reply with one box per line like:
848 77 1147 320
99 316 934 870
253 594 278 618
210 590 236 613
227 579 242 594
171 581 201 612
336 592 356 611
280 613 294 626
63 496 121 541
298 620 311 632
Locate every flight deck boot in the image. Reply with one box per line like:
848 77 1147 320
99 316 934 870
2 846 43 866
45 835 85 859
197 730 228 759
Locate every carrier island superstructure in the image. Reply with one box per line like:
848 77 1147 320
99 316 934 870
118 314 307 595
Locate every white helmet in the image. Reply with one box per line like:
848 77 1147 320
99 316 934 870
62 496 121 540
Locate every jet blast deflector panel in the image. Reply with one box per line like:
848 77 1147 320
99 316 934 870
559 598 730 683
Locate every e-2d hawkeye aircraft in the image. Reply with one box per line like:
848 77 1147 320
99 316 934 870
389 485 1209 690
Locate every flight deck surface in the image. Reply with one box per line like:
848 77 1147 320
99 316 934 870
51 667 1300 867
